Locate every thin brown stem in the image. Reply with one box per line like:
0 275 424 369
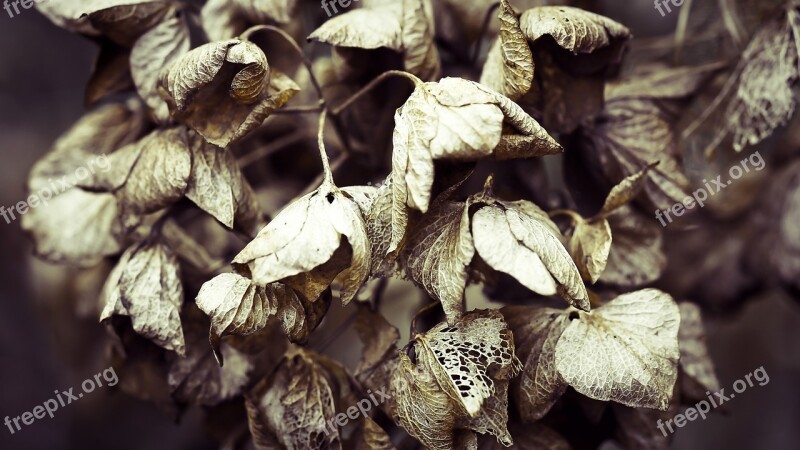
272 104 324 114
317 110 334 188
410 300 441 337
548 209 584 225
242 25 354 154
300 153 347 196
241 25 325 101
472 1 501 64
331 70 422 116
673 0 693 64
237 131 308 168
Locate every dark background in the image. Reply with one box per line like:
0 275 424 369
0 2 798 449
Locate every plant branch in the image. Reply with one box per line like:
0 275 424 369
317 110 334 187
331 70 422 116
472 1 501 64
241 25 325 101
237 130 308 168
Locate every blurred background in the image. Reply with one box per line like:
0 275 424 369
0 1 798 449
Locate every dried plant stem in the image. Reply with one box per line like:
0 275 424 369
548 209 583 225
237 130 308 168
673 0 693 64
241 25 353 153
241 25 325 101
272 104 325 114
718 0 743 46
331 70 423 116
472 1 501 64
318 110 335 187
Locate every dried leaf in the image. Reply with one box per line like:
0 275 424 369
233 176 370 304
186 133 262 233
391 310 520 449
130 7 191 122
354 307 400 378
87 1 172 47
483 423 572 450
519 6 631 54
403 202 473 325
82 127 192 215
246 347 342 450
567 219 612 284
168 311 252 405
390 77 560 250
86 42 134 106
353 417 397 450
472 198 589 311
22 101 145 265
202 0 297 41
479 0 534 101
158 39 299 147
601 206 666 287
101 241 186 355
598 163 657 218
678 302 721 400
308 0 441 80
555 288 680 410
502 306 569 422
582 98 690 211
724 5 800 151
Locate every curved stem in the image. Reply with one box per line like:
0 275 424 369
317 110 334 187
237 130 307 168
548 209 583 225
242 24 354 154
410 299 441 337
272 104 324 114
331 70 423 116
471 1 501 64
241 25 325 101
673 0 693 64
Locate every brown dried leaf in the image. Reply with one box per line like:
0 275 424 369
186 133 262 234
502 306 569 422
390 77 560 251
391 311 520 449
202 0 297 41
555 288 680 410
130 6 191 122
601 206 666 287
472 199 589 311
567 218 612 284
158 39 299 147
308 0 441 80
678 302 721 400
598 162 657 218
82 127 192 215
233 176 370 304
100 241 186 355
246 347 342 450
479 0 534 101
354 307 400 378
724 5 800 151
353 417 397 450
403 202 474 325
22 101 145 265
168 311 252 405
519 6 631 54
